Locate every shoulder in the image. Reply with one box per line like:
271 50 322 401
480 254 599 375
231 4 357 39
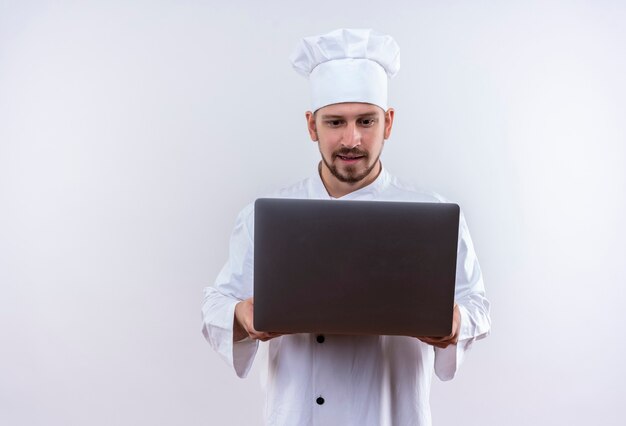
268 176 311 199
384 172 453 204
234 176 312 229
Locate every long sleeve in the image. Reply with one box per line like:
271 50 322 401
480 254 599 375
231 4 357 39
201 205 259 378
434 210 491 381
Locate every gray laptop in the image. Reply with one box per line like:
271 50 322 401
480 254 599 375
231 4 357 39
253 198 460 337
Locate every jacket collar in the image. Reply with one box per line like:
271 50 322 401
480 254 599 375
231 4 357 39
308 163 391 200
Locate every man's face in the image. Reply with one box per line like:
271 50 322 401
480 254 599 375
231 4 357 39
306 102 394 186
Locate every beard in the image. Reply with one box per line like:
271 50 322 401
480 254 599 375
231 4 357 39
321 146 382 184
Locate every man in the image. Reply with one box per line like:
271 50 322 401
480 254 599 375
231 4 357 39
202 28 490 425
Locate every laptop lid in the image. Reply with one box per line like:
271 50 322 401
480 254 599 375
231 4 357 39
253 198 459 337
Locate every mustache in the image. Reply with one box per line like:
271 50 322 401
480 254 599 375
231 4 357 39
333 147 368 158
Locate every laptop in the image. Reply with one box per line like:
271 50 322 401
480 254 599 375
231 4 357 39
253 198 460 337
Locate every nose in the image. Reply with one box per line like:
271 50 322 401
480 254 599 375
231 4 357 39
341 122 361 148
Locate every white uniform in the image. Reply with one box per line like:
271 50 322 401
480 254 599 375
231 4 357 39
202 167 490 426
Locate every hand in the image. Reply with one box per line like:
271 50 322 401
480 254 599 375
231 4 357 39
416 304 461 349
233 297 284 342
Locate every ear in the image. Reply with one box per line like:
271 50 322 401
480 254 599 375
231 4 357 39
383 108 395 140
305 111 318 141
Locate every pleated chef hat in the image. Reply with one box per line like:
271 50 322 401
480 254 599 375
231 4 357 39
290 28 400 112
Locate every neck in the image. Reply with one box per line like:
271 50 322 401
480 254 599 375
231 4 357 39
318 160 382 198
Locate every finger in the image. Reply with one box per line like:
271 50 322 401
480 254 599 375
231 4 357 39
266 330 289 338
256 334 278 342
249 330 275 340
419 336 445 343
418 336 455 348
427 339 449 348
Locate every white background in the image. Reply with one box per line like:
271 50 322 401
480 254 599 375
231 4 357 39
1 1 624 425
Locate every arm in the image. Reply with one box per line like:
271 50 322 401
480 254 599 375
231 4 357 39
423 211 491 380
201 205 260 378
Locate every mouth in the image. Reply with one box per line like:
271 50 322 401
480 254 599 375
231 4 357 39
336 154 365 163
334 149 367 164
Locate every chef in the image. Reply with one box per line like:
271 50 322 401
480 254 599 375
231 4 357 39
202 28 490 426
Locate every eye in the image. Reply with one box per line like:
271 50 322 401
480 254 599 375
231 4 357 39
325 120 344 128
358 118 377 127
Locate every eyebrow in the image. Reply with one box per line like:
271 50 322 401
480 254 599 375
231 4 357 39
320 113 379 120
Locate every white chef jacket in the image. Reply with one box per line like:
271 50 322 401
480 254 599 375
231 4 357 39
202 167 490 426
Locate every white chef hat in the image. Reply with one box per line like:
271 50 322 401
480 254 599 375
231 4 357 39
290 28 400 112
